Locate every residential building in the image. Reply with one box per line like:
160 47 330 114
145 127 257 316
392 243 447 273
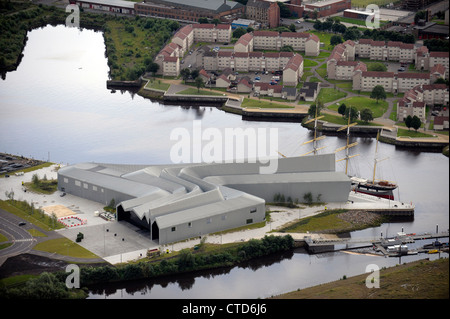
397 83 449 122
252 31 320 56
355 39 415 63
246 0 280 28
253 30 280 50
434 116 449 130
155 24 231 76
234 32 254 53
299 82 320 101
282 54 304 87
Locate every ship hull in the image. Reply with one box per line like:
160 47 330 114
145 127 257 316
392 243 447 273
354 188 394 200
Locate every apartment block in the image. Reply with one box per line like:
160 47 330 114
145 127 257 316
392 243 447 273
397 83 449 122
252 31 320 56
355 39 415 63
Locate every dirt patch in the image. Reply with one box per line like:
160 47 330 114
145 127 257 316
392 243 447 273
0 254 69 279
42 205 77 218
337 210 383 228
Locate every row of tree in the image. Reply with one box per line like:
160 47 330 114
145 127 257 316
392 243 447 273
0 235 295 298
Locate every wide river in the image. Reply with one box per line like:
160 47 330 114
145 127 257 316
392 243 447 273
0 25 448 299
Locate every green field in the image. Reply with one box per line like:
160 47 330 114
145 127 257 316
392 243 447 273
317 88 347 104
242 98 294 108
351 0 401 8
329 96 388 118
176 88 224 96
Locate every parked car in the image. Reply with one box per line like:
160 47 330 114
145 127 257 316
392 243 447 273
254 76 261 81
398 67 405 72
18 222 26 226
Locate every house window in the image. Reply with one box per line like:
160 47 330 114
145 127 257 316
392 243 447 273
171 227 176 232
64 178 68 183
188 222 192 228
75 180 81 187
207 218 212 224
250 208 257 213
246 218 253 224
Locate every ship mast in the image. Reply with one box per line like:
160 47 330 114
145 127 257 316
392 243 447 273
335 116 359 175
301 105 326 156
371 130 388 185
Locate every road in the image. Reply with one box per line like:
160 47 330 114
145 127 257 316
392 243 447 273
0 209 35 265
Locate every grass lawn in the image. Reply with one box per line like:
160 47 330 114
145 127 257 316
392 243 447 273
144 79 170 91
303 58 318 67
33 238 99 259
242 98 294 108
329 96 388 118
317 88 347 104
309 31 334 51
272 258 449 299
176 88 224 96
320 113 382 126
397 128 436 138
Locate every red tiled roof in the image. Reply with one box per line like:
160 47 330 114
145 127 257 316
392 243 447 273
337 61 358 66
264 52 280 58
193 24 215 29
431 64 446 74
254 30 279 37
358 39 372 44
412 101 425 108
362 71 394 78
307 34 320 43
371 40 385 46
218 51 233 57
215 24 231 29
163 56 178 62
234 52 249 58
430 51 449 58
280 32 309 38
434 116 449 125
397 72 430 79
249 52 263 57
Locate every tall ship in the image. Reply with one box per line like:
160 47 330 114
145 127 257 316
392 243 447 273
335 118 397 200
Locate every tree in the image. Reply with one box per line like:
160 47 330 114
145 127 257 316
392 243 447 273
198 17 209 24
308 99 324 117
180 68 190 83
344 106 359 122
280 45 294 52
368 62 387 72
146 62 159 75
411 115 421 131
360 108 374 124
32 173 40 187
232 27 246 39
330 34 343 46
343 28 359 41
288 23 296 32
195 76 204 93
405 115 413 130
338 103 347 116
370 85 386 104
313 20 323 31
278 2 291 18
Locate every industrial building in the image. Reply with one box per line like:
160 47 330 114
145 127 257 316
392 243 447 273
58 154 351 244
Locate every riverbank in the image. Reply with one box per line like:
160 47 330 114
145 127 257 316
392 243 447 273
271 257 449 299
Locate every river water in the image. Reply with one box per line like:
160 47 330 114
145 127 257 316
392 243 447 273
0 25 448 299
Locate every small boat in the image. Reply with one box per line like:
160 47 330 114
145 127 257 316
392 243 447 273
428 249 439 254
